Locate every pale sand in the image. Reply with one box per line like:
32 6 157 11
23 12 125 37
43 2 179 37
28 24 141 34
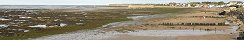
177 34 232 40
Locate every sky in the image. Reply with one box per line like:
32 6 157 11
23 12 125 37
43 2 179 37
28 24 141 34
0 0 243 5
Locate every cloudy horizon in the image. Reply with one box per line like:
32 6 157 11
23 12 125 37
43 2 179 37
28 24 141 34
0 0 243 5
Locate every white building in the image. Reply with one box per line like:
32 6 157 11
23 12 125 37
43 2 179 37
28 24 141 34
227 1 243 6
0 24 9 28
128 5 155 8
59 23 67 27
0 18 11 21
215 5 225 7
19 17 32 19
76 23 84 25
208 5 215 8
28 25 48 28
14 20 29 21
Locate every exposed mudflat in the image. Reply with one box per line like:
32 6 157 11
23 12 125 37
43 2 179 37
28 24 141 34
31 12 234 40
31 13 177 40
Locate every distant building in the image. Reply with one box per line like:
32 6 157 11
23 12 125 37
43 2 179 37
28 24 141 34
229 7 237 10
215 5 225 7
76 23 84 25
109 4 130 6
202 4 209 8
227 1 243 6
28 25 47 28
19 17 32 19
0 18 11 21
59 23 67 27
128 5 155 8
0 24 9 28
208 5 215 8
14 20 29 22
186 4 191 7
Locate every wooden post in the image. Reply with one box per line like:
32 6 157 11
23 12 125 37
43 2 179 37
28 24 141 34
191 23 193 25
215 23 218 26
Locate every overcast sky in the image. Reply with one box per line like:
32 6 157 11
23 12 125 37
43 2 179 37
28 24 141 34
0 0 243 5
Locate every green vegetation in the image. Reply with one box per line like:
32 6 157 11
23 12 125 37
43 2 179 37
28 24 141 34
0 8 197 40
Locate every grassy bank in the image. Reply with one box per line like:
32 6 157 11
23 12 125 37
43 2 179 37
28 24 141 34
0 8 197 40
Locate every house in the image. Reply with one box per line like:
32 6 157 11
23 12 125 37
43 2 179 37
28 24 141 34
202 4 209 8
0 24 9 28
215 5 225 7
76 23 84 25
128 5 155 8
19 17 32 19
227 1 243 6
225 20 230 25
14 20 29 22
229 7 237 10
208 5 215 8
23 30 30 32
28 25 48 28
59 23 67 27
0 18 11 21
186 4 191 7
194 4 201 7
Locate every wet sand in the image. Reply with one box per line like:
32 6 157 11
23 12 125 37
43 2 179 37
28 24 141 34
102 34 176 40
102 30 231 40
